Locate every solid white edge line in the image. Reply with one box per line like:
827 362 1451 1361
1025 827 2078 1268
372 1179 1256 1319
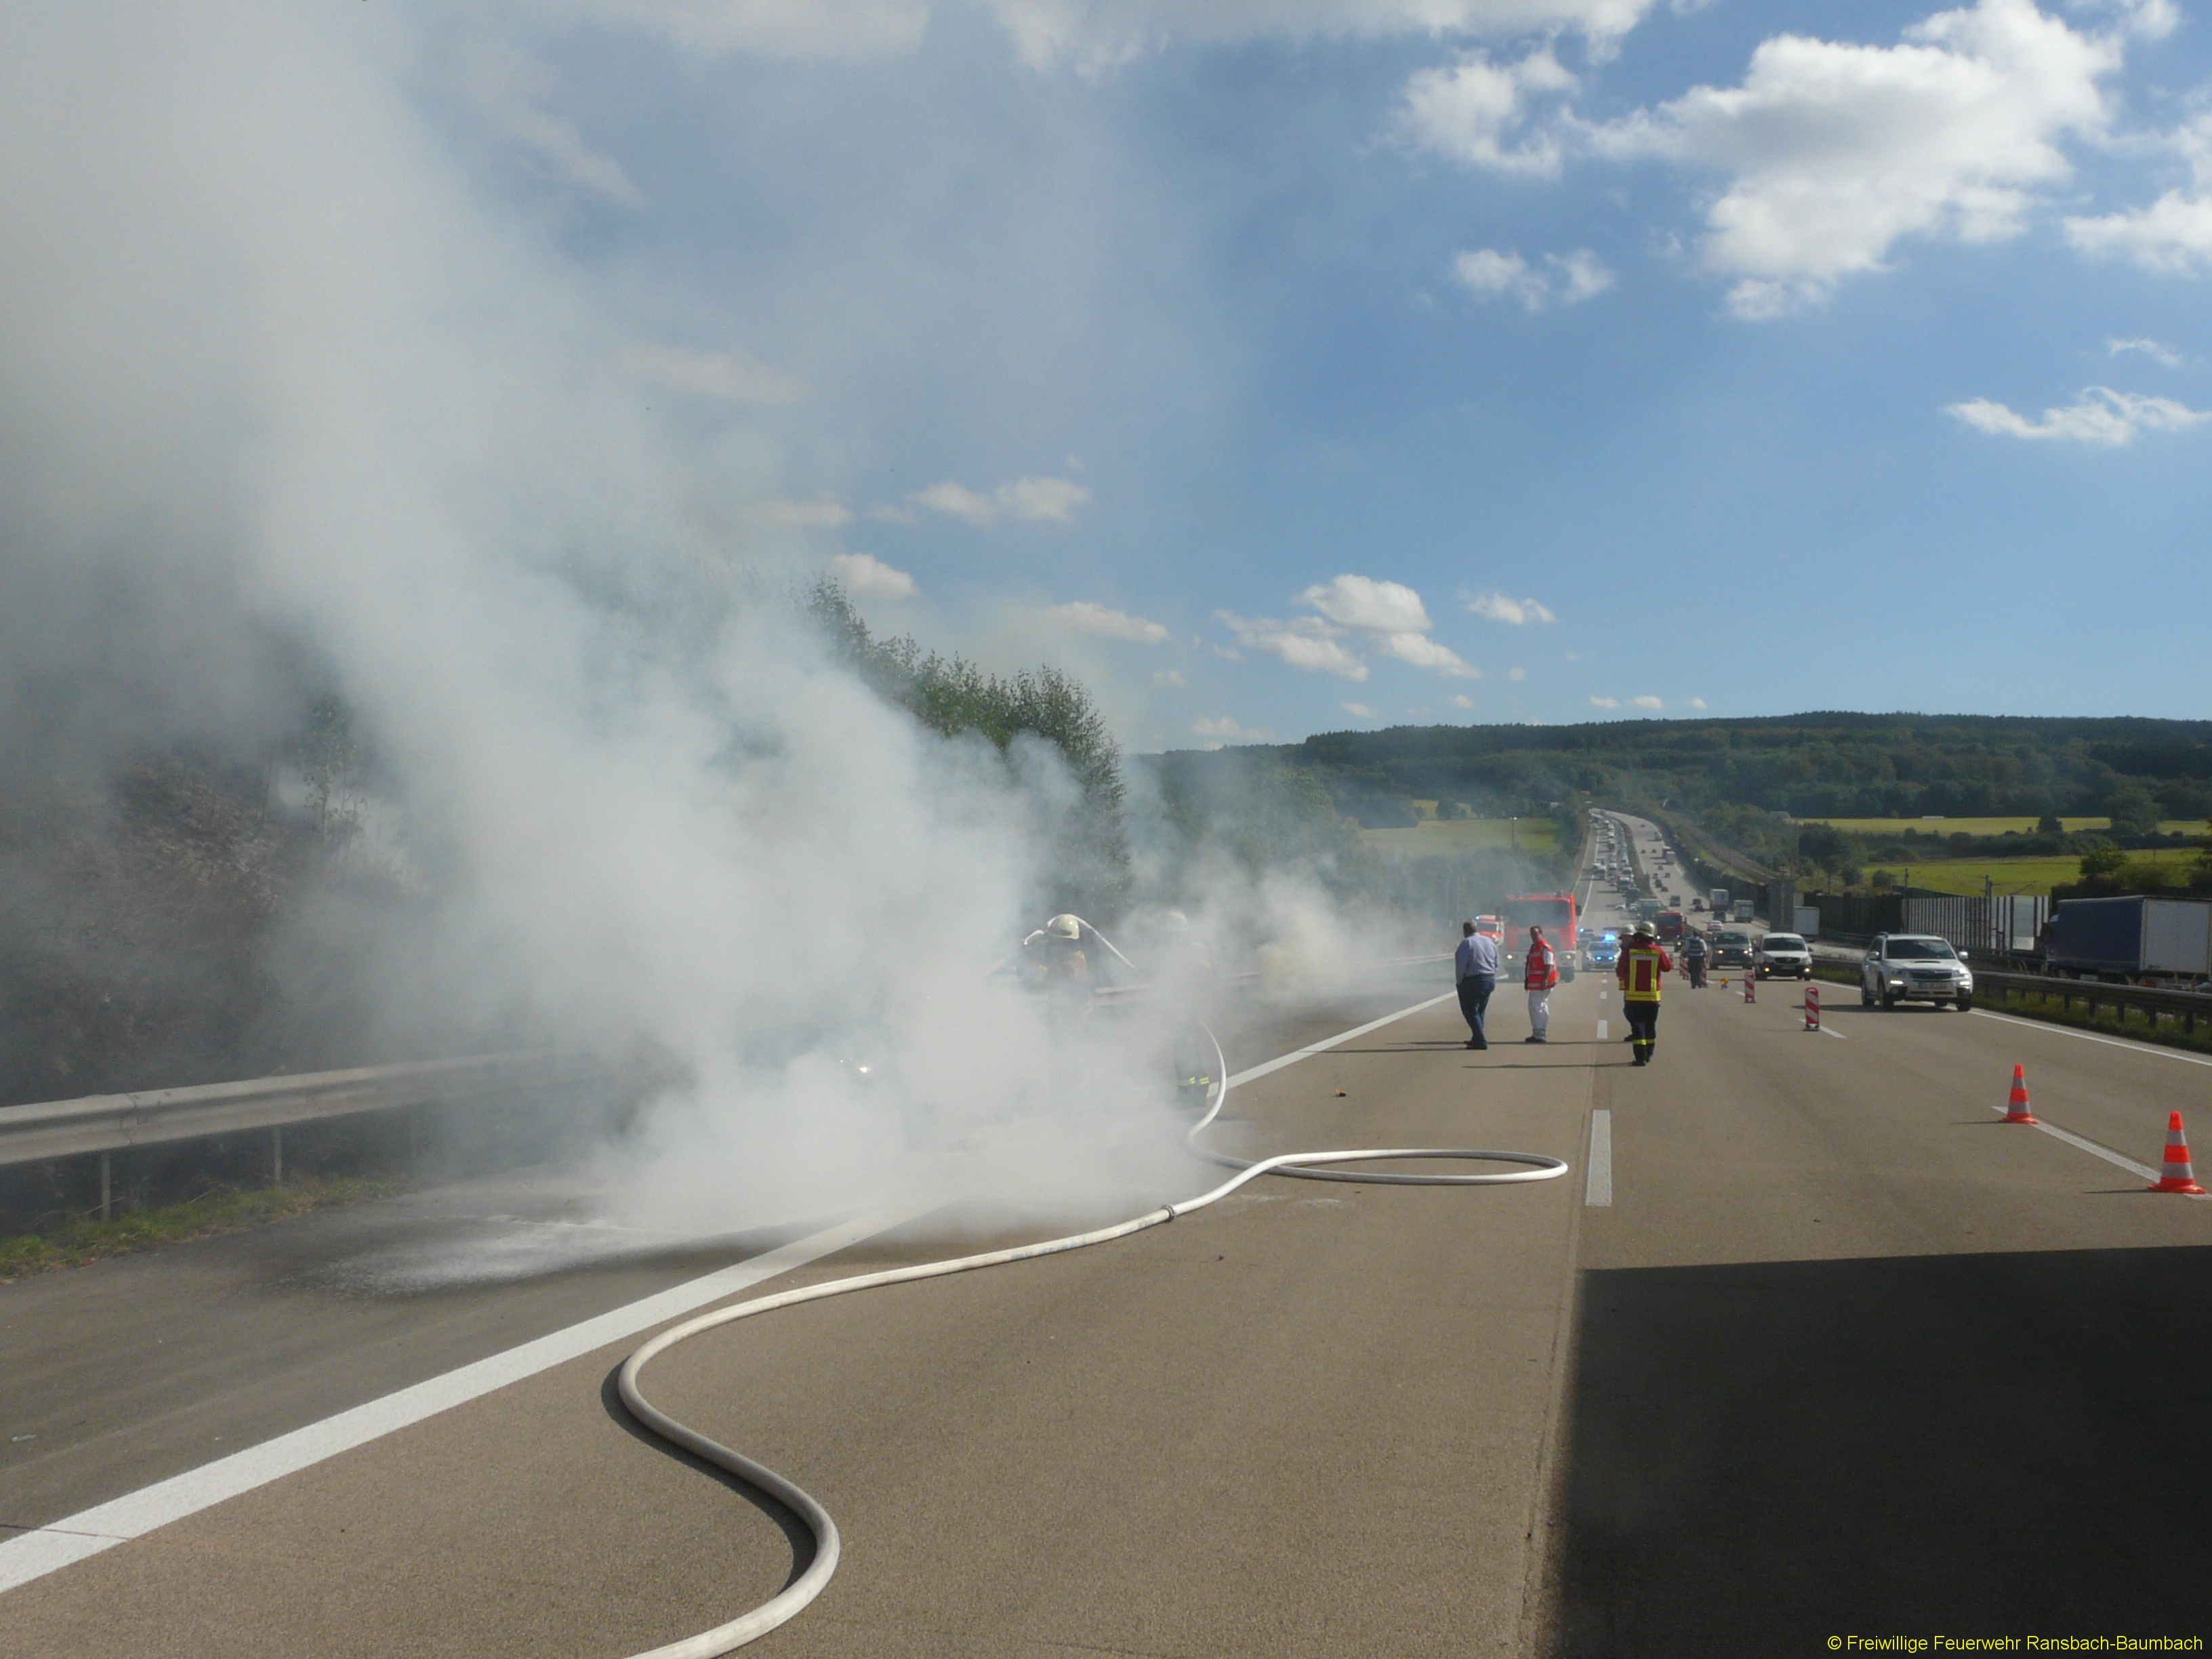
2 982 1473 1598
0 1204 935 1594
1584 1111 1612 1208
1970 1007 2212 1068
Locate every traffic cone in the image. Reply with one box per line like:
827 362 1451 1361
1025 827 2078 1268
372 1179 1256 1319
2002 1064 2036 1124
2148 1111 2207 1195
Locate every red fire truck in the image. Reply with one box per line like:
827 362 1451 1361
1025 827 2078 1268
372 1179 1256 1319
1500 893 1580 981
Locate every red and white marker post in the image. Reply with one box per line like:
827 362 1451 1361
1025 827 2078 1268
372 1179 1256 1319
1803 983 1820 1031
1743 970 1756 1004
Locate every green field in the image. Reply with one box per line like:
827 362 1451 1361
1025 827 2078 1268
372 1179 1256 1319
1799 816 2211 836
1862 848 2204 897
1359 816 1559 855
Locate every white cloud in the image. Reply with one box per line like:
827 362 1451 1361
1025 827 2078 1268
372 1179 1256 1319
745 497 853 529
1192 714 1269 747
1153 669 1187 688
827 551 916 597
1507 666 1527 680
2107 336 2184 367
1630 694 1664 709
1039 600 1169 642
1400 47 1578 176
1377 631 1480 676
1591 0 2123 315
2066 110 2212 271
1216 611 1372 680
1223 574 1482 679
1689 697 1708 709
1341 701 1379 718
1450 247 1613 310
621 342 811 404
995 1 1655 74
907 475 1091 527
1946 385 2211 445
1589 695 1620 708
1451 693 1476 708
1467 591 1557 624
1298 573 1431 632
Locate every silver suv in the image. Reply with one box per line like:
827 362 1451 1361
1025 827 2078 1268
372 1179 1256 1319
1860 934 1975 1010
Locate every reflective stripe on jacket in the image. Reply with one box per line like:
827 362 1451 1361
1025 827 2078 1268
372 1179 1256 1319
1524 939 1558 991
1618 942 1672 1002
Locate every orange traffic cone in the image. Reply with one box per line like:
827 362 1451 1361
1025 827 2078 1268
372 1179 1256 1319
2148 1111 2207 1195
2002 1064 2036 1124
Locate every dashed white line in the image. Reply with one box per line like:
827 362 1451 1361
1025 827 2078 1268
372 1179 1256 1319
1584 1111 1612 1208
1595 1019 1608 1041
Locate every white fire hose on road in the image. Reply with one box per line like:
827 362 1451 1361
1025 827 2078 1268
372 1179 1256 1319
614 925 1570 1658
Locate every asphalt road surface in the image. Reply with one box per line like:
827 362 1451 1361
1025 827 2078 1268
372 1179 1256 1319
3 926 2209 1654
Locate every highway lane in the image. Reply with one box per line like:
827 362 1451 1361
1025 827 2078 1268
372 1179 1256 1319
5 911 2210 1656
1555 970 2211 1655
0 979 1606 1658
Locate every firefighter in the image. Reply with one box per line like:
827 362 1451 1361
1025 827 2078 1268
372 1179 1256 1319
1616 919 1673 1066
1522 924 1559 1044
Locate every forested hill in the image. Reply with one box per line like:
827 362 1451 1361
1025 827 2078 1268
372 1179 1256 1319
1163 713 2212 832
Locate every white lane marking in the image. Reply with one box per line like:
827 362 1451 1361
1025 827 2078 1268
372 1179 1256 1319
1224 991 1457 1089
1595 1019 1608 1041
3 991 1468 1596
2003 1114 2163 1185
1584 1111 1612 1207
1971 1008 2212 1069
0 1205 933 1594
1817 1023 1847 1040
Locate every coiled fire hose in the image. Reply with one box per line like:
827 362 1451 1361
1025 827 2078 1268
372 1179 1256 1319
613 926 1570 1658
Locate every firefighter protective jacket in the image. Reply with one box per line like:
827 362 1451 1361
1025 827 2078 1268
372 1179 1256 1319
1618 941 1673 1002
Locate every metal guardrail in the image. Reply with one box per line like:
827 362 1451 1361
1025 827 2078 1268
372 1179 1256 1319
0 1052 593 1175
1972 969 2212 1033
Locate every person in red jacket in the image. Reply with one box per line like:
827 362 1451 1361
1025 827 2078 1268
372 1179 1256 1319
1616 919 1674 1066
1522 924 1559 1044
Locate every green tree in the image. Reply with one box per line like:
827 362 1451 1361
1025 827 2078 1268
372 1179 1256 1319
2078 842 2126 880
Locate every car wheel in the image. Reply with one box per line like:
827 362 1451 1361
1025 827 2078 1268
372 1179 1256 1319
1881 989 1896 1010
1860 979 1874 1008
1957 994 1973 1012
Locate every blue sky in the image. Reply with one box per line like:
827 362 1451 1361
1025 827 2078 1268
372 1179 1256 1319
41 0 2212 752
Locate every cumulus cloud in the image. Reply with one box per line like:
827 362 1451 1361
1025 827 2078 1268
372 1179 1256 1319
1467 591 1557 624
1451 693 1475 708
1340 701 1378 718
1191 714 1268 747
2067 117 2212 272
1399 47 1578 176
2107 336 2184 367
827 551 916 596
1218 573 1479 680
1589 0 2123 315
993 1 1655 73
1216 611 1372 680
1450 247 1612 310
1589 695 1620 708
1945 386 2211 445
621 342 811 404
1039 600 1168 641
907 475 1092 527
1630 694 1664 709
1298 573 1432 633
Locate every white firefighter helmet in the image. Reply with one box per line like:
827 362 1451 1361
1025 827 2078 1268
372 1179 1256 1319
1045 914 1083 941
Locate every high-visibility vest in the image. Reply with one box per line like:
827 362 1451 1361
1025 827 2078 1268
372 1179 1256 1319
1620 943 1669 1002
1524 939 1558 990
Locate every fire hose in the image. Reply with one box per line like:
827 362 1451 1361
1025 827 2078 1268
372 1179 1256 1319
613 926 1570 1658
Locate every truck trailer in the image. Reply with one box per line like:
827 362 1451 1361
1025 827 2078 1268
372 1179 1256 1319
1710 888 1729 918
2042 897 2212 983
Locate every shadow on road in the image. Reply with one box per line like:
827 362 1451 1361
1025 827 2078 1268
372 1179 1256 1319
1555 1246 2212 1655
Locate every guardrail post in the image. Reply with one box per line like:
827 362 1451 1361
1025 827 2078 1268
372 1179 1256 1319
100 1151 111 1222
272 1124 283 1185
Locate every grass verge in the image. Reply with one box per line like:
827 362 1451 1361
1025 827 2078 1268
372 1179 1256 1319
1984 988 2212 1059
0 1174 403 1283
